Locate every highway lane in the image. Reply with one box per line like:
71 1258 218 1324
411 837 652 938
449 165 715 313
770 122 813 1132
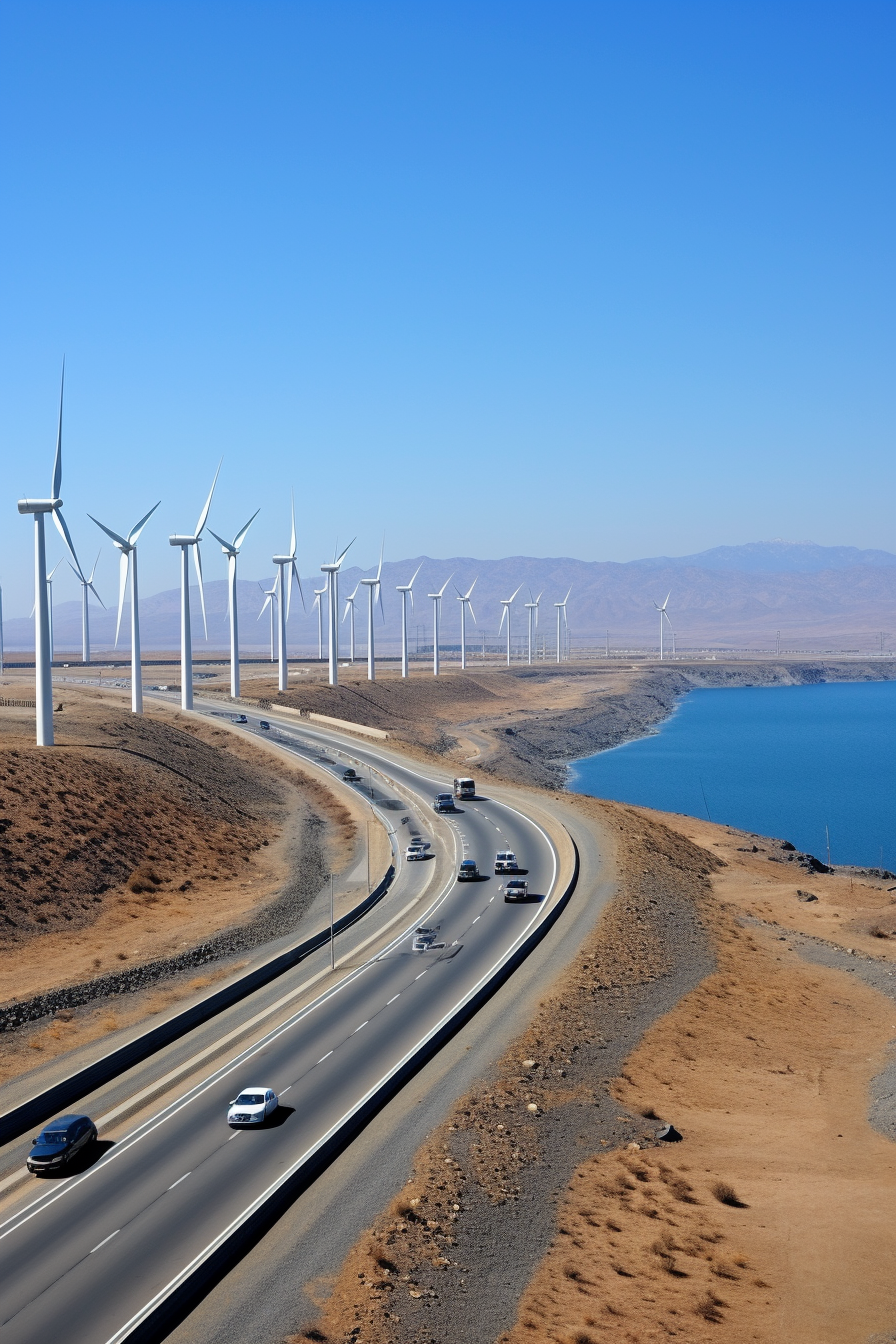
0 718 563 1344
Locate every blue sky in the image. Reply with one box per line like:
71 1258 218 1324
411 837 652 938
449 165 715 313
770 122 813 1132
1 1 893 614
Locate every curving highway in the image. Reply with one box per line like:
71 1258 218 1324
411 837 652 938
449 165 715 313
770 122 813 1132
0 708 567 1344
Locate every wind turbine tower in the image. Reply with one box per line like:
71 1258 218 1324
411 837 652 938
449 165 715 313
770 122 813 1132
524 590 543 665
271 494 304 693
45 560 63 662
91 503 160 714
455 578 477 670
498 585 522 667
428 574 453 676
169 464 220 710
395 563 422 678
343 581 361 664
360 541 385 682
209 510 259 698
654 593 671 660
554 589 571 663
17 363 85 745
258 577 279 662
69 551 104 664
320 541 354 685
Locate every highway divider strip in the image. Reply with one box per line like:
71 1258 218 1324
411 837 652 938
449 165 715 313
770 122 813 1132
105 827 580 1344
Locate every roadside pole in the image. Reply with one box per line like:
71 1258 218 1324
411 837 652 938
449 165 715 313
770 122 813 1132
329 873 335 971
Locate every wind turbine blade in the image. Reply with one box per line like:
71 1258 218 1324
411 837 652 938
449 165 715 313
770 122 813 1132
88 581 105 609
258 593 272 619
52 359 64 500
115 551 130 646
52 507 84 577
88 548 102 583
335 537 355 568
194 460 222 537
506 584 522 604
89 514 129 548
468 601 477 625
207 528 232 551
499 606 507 633
291 561 305 611
375 535 384 582
47 559 63 580
232 508 260 551
289 491 297 557
409 587 415 611
378 583 385 622
407 561 423 589
193 543 208 639
466 576 478 600
438 573 454 598
128 501 161 545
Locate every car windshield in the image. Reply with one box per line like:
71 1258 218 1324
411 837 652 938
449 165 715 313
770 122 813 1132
38 1132 68 1145
234 1093 265 1106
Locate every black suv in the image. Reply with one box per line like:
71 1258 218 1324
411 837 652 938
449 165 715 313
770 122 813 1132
27 1114 97 1174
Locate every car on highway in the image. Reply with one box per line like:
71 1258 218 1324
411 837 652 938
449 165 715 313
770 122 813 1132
412 927 439 952
259 720 271 731
495 849 518 873
502 879 529 903
453 776 476 799
432 793 454 813
227 1088 279 1126
232 713 248 724
342 768 360 782
457 859 479 881
27 1114 97 1174
405 842 429 861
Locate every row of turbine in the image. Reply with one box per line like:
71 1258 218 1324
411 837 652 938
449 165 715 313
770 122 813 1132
16 369 572 745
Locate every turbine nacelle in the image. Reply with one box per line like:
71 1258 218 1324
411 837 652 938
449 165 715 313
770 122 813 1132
18 498 62 515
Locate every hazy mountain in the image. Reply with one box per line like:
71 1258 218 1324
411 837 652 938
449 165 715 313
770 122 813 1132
5 540 894 655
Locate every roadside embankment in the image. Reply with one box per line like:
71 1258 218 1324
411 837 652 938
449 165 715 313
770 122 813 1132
0 692 363 1084
296 796 896 1344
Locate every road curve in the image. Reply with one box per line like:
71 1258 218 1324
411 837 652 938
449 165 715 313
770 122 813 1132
0 709 568 1344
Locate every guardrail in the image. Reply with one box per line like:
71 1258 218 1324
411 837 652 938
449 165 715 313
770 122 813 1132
0 866 395 1149
112 835 580 1344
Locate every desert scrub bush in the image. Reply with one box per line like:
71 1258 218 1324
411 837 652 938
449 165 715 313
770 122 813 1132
712 1180 748 1207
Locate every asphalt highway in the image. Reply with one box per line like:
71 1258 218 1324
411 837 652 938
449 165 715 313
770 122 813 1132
0 710 561 1344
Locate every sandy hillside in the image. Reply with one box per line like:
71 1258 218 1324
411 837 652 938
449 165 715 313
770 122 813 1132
296 798 896 1344
0 691 356 1082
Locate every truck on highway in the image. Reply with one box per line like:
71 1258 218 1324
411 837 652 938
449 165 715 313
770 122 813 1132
453 777 475 799
495 849 518 873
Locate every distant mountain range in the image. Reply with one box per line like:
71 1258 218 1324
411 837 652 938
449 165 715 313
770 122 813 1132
4 541 894 655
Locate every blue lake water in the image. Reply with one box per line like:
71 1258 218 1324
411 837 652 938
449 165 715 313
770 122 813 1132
568 680 896 870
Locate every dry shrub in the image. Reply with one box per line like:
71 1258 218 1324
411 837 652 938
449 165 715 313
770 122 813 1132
712 1180 749 1208
126 864 162 895
695 1291 727 1322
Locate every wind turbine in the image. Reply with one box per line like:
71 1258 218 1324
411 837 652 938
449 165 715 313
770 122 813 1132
258 576 279 663
90 503 160 713
169 464 220 710
18 362 85 745
208 510 259 699
320 540 354 685
68 551 105 665
395 563 423 678
498 585 522 667
360 539 385 682
271 493 304 692
428 573 454 676
654 592 672 661
311 584 327 661
554 589 571 663
524 590 543 665
45 560 63 662
455 578 477 670
343 581 361 664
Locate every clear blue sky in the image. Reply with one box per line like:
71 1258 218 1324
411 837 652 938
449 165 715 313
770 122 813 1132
1 0 893 614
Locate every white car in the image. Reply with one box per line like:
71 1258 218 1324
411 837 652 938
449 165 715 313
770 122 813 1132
227 1087 279 1126
503 879 529 903
405 844 427 861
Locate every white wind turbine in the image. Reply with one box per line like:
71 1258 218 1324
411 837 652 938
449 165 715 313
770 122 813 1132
90 503 160 714
208 510 260 698
258 575 279 662
498 585 522 667
343 580 362 664
311 583 327 661
320 541 354 685
554 589 571 663
455 578 477 670
360 539 385 682
169 464 220 711
428 573 454 676
654 592 672 661
18 363 86 745
69 550 105 664
46 560 63 661
271 494 304 692
524 589 543 665
395 563 423 678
